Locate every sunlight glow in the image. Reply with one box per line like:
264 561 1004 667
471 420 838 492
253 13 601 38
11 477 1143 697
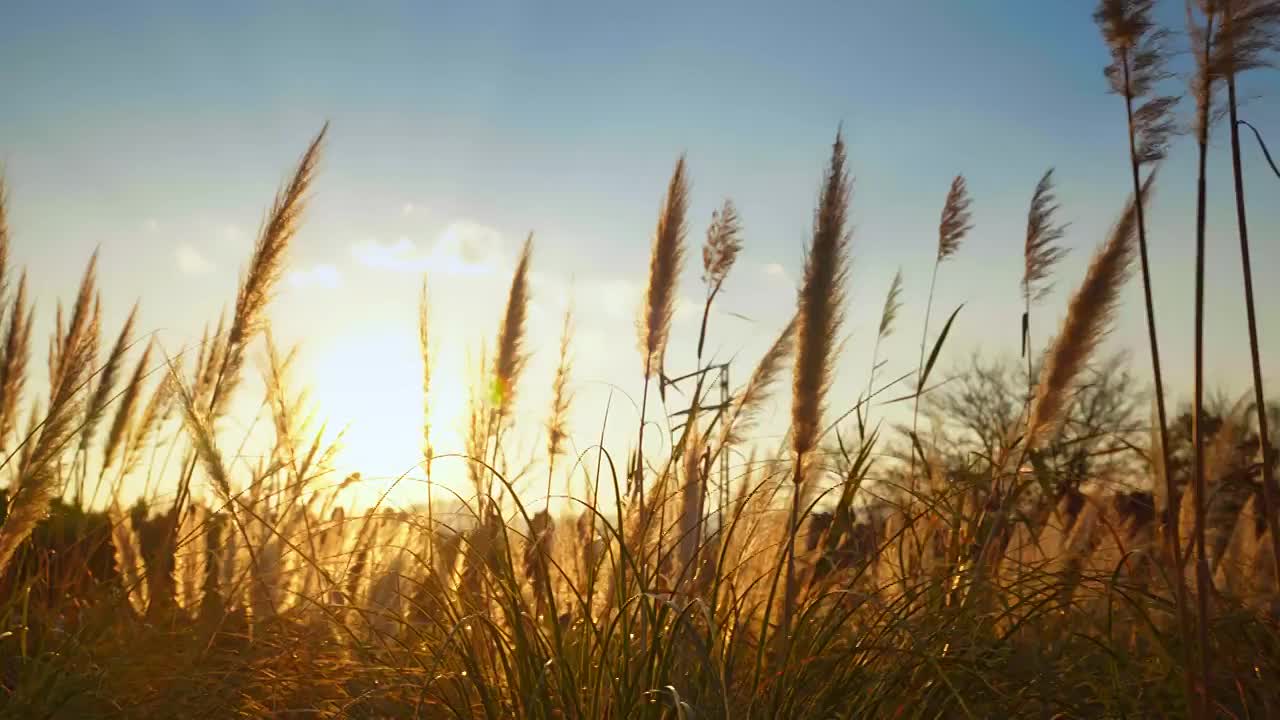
306 322 469 507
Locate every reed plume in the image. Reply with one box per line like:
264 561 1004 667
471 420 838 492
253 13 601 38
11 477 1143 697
81 303 138 454
877 270 904 346
639 156 688 380
936 175 972 264
175 371 235 505
702 200 741 285
264 329 331 507
89 336 156 508
697 199 741 359
1097 0 1179 164
634 156 689 510
263 330 304 466
75 303 135 501
192 319 214 406
912 176 970 439
1025 175 1149 452
51 257 102 408
786 130 852 632
0 255 99 572
211 124 326 420
791 134 852 460
681 201 744 530
866 270 903 408
1022 169 1069 312
1208 0 1280 81
0 272 32 450
545 305 574 507
123 364 174 477
465 344 491 495
16 399 40 473
173 126 325 530
720 315 797 448
107 501 149 614
1020 168 1070 413
492 234 532 423
103 338 153 472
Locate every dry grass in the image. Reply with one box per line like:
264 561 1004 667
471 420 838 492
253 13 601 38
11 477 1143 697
1 33 1279 715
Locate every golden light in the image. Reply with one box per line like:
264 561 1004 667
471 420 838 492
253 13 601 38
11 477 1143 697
306 321 470 508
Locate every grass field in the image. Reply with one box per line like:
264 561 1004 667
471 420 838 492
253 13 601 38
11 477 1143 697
2 1 1280 717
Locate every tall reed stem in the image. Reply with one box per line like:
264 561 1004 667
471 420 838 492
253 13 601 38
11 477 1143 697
1120 52 1198 715
635 370 651 521
1223 6 1280 589
1190 10 1216 715
909 261 941 489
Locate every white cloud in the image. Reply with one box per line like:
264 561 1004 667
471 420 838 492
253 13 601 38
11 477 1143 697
143 218 159 232
288 264 342 289
175 244 214 275
401 202 419 217
352 220 506 275
438 220 504 265
762 262 794 286
352 236 421 269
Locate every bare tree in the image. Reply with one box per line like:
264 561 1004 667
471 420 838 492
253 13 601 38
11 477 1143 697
926 351 1145 496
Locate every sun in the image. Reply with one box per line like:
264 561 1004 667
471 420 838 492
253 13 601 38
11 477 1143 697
305 321 469 508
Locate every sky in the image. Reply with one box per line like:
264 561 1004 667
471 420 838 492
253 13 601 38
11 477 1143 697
2 1 1279 509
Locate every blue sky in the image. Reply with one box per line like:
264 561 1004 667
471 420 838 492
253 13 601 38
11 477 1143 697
2 1 1278 504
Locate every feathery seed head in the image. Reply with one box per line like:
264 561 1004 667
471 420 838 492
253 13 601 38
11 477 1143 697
1096 0 1158 51
1097 0 1179 165
724 315 797 448
1211 0 1280 80
104 337 154 471
546 306 574 462
791 131 852 461
1023 168 1071 306
0 255 99 572
938 175 972 262
0 272 32 447
82 302 139 452
220 125 326 414
124 365 175 476
639 155 689 377
701 199 742 292
493 235 532 415
1025 174 1152 449
878 270 905 341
